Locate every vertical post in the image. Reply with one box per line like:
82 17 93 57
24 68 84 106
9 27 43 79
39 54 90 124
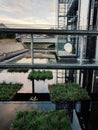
56 69 58 84
91 70 95 93
31 34 34 93
80 35 87 64
77 0 81 29
62 70 63 83
32 79 35 93
76 70 80 84
80 36 84 64
87 0 92 30
56 35 58 56
31 34 34 64
80 71 83 87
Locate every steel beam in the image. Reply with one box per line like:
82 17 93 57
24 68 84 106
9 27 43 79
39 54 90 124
0 28 98 35
0 63 98 69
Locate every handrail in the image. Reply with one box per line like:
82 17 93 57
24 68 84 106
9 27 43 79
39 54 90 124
0 28 98 35
0 63 98 69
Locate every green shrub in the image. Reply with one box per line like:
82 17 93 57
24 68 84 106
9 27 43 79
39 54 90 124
28 70 53 81
10 110 71 130
8 68 29 73
48 83 90 102
0 82 23 100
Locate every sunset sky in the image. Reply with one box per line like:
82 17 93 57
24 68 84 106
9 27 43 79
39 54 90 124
0 0 57 26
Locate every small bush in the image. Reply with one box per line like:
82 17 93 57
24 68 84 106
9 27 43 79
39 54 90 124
0 82 23 100
28 70 53 81
8 68 29 73
10 110 71 130
48 83 90 102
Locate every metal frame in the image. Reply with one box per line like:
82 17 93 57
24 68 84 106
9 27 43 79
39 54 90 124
0 28 98 69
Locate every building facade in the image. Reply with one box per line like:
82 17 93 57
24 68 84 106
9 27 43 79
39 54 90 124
57 0 98 92
57 0 98 129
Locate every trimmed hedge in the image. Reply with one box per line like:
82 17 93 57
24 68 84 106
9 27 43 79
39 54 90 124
0 82 23 100
10 110 71 130
28 70 53 81
48 83 90 102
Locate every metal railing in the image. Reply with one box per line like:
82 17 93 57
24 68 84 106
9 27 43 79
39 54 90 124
0 27 98 69
0 28 98 35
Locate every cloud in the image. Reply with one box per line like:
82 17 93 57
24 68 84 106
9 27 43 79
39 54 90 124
0 15 55 29
0 15 44 24
0 0 32 12
0 0 33 17
0 0 56 26
0 15 29 24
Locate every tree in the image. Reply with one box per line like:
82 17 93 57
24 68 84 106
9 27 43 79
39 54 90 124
0 23 15 39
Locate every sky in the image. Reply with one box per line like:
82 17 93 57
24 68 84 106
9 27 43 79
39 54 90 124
0 0 57 27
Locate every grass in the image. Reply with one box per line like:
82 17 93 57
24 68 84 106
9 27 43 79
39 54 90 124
28 70 53 81
48 83 90 102
10 109 71 130
0 82 23 100
8 68 29 73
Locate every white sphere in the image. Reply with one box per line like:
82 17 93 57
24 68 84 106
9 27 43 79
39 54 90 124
64 43 72 53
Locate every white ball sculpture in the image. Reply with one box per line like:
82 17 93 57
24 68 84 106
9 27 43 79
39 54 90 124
64 43 72 53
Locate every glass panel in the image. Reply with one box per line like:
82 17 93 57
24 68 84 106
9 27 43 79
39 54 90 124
57 35 78 57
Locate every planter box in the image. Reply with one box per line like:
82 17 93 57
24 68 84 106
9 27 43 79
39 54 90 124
0 82 23 101
28 70 53 81
48 83 90 102
10 109 72 130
